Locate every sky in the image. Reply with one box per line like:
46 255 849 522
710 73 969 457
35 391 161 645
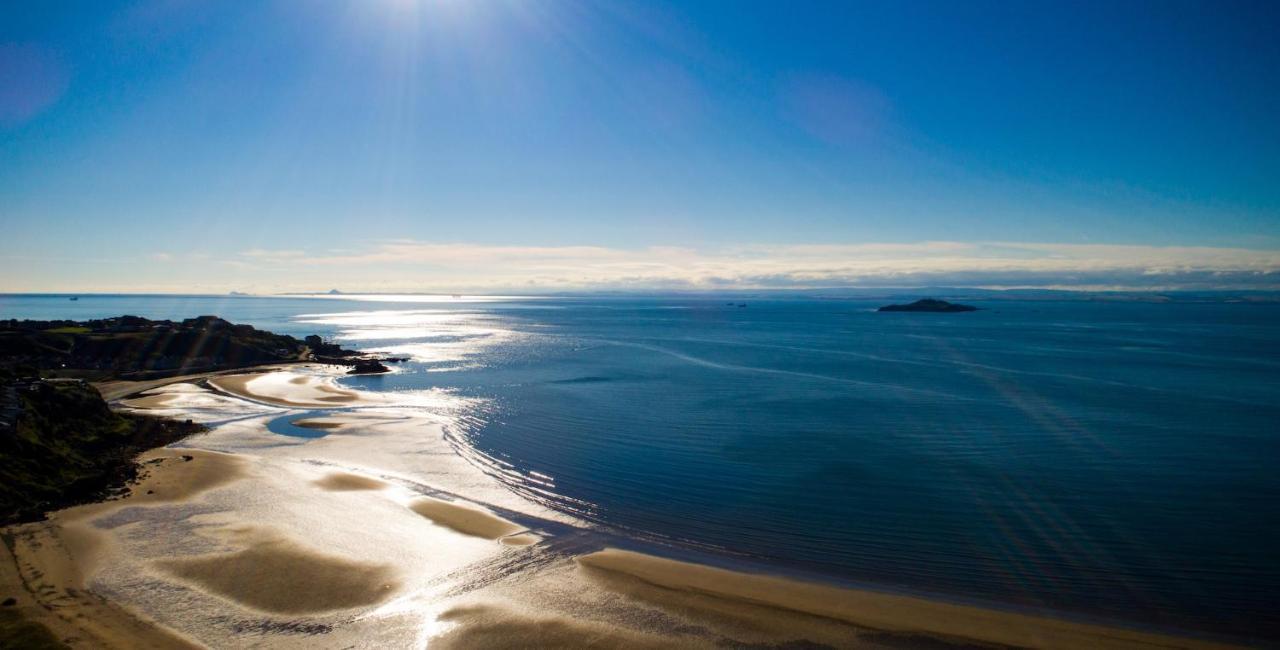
2 0 1279 293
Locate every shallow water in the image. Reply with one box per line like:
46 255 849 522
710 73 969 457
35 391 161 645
4 293 1278 641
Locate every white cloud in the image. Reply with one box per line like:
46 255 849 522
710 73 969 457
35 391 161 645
9 241 1278 293
220 240 1280 292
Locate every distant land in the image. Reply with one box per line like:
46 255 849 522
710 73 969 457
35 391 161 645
8 288 1280 303
878 299 978 312
534 287 1280 303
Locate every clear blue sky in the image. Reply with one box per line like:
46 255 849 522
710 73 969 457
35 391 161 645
2 0 1278 292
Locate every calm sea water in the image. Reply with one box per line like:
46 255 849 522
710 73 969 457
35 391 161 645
3 293 1278 641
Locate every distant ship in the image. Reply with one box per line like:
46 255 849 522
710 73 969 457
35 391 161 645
69 296 79 301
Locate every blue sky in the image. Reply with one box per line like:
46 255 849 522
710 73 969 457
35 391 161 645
2 0 1278 292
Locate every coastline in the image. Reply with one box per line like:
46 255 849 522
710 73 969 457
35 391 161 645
1 369 1248 649
0 448 241 649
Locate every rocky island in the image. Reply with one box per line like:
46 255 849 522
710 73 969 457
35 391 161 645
878 298 979 312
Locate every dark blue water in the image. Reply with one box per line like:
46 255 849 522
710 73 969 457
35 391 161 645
4 294 1278 642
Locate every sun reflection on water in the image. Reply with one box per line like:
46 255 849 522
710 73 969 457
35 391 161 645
296 308 527 368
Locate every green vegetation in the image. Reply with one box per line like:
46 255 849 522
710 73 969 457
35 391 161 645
0 315 359 526
0 607 68 650
41 327 89 335
0 379 203 525
0 315 307 380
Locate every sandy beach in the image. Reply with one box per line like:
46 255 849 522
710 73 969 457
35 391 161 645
0 369 1244 649
207 369 377 408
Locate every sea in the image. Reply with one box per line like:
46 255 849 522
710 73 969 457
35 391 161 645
3 293 1278 643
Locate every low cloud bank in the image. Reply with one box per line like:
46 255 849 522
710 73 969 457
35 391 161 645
222 240 1280 292
6 240 1279 293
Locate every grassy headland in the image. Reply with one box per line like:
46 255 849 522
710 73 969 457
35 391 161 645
0 314 382 526
0 315 309 381
0 377 204 525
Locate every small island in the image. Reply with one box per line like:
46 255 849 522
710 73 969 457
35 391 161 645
878 298 978 313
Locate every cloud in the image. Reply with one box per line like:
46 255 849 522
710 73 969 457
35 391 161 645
242 248 308 259
223 240 1280 292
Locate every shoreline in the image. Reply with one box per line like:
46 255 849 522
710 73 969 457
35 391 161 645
93 363 302 402
0 448 243 649
2 370 1251 649
577 549 1241 650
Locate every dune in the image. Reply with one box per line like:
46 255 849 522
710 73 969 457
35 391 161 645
312 472 387 491
409 497 524 540
155 536 398 615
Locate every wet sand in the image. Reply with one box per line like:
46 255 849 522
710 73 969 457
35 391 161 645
208 370 373 408
93 365 299 402
156 533 399 615
0 449 246 649
578 549 1236 650
3 370 1247 649
292 413 408 430
313 472 387 491
119 392 178 409
293 418 344 430
409 496 526 540
429 603 690 649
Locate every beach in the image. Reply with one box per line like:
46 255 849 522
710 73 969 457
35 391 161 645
0 366 1243 649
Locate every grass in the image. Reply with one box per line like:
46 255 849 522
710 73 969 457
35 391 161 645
40 327 89 335
1 381 204 525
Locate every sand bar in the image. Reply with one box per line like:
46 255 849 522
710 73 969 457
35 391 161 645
313 472 388 491
208 370 373 408
409 496 525 540
155 532 399 615
578 549 1241 650
292 413 408 430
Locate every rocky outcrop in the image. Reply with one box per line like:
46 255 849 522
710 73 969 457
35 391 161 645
347 360 390 375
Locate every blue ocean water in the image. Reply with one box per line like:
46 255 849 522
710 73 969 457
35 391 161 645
3 293 1278 641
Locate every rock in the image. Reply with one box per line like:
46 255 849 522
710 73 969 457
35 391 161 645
347 360 390 375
